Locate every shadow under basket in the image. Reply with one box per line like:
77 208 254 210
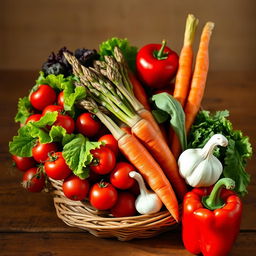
50 179 180 241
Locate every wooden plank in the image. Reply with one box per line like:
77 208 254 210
0 231 255 256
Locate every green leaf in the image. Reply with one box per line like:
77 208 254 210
28 111 58 128
63 82 86 111
63 134 102 179
99 37 138 72
188 110 253 196
45 74 66 90
49 126 76 145
9 126 37 157
152 92 187 150
14 97 33 124
152 109 169 124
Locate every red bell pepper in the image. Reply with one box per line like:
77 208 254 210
182 178 242 256
136 40 178 89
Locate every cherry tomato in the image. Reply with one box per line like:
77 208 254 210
41 105 74 134
25 114 42 124
30 85 57 110
42 105 63 115
54 114 75 134
90 146 116 175
44 152 72 180
110 162 135 190
89 181 118 210
12 155 36 172
111 192 136 217
62 175 89 201
76 113 101 137
98 134 118 156
57 91 64 107
22 167 45 192
32 142 58 163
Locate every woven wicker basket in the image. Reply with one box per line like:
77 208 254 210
50 179 180 241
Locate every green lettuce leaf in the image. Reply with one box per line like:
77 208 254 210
63 81 86 112
14 97 33 124
152 92 187 150
9 126 37 157
188 110 252 196
99 37 137 72
28 111 58 128
62 134 102 179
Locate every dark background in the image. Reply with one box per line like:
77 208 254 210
1 0 256 71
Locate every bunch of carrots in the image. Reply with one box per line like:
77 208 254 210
62 14 214 222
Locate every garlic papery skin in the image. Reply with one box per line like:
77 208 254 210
129 171 162 215
178 134 228 187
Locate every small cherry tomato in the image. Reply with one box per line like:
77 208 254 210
76 113 101 137
41 105 74 134
111 192 136 217
42 105 63 115
89 181 118 210
98 134 118 156
44 152 72 180
22 167 45 192
57 91 64 107
54 114 75 134
12 155 36 172
62 175 89 201
25 114 42 124
32 142 58 163
30 85 57 110
110 162 135 190
90 146 116 175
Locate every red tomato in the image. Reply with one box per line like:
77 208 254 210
30 85 57 110
54 114 75 134
44 152 72 180
57 91 64 107
32 142 58 163
111 192 136 217
62 175 89 201
42 105 63 115
42 105 74 134
98 134 118 156
76 113 101 137
89 181 118 210
110 162 135 190
90 146 116 175
12 155 36 172
22 167 45 192
25 114 42 124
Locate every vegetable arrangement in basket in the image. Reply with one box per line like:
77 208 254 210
9 14 252 255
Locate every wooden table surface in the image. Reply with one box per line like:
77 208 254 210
0 70 255 256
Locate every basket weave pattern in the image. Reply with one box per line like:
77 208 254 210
51 179 180 241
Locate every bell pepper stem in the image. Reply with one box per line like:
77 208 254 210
202 178 235 210
154 40 168 60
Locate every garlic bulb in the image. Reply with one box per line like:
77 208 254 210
129 171 162 215
178 134 228 187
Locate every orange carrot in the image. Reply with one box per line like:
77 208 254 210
184 22 214 134
89 106 179 221
138 108 166 141
173 14 199 107
131 118 188 201
118 133 179 221
128 71 151 111
170 14 198 159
